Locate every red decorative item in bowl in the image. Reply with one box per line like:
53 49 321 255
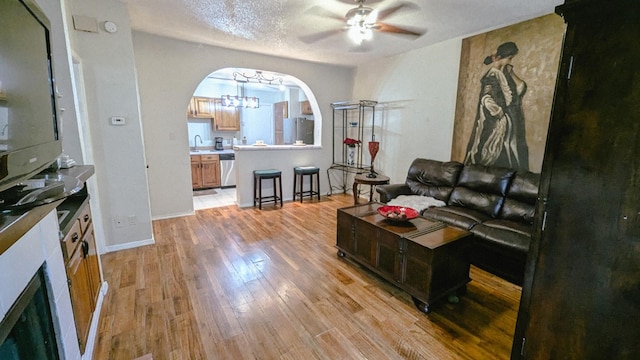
377 205 419 222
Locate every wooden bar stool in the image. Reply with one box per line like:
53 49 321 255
253 169 283 209
293 166 320 202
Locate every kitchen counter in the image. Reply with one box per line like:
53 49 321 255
189 149 235 155
233 145 321 151
0 165 95 255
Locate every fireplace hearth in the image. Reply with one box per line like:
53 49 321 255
0 209 83 359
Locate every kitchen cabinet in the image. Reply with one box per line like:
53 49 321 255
187 97 214 118
300 100 313 115
201 155 220 188
191 154 220 189
59 197 101 355
190 156 203 188
213 98 240 131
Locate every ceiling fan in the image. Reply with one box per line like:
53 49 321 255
301 0 425 46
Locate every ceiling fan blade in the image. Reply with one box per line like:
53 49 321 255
305 6 344 22
375 2 419 21
375 23 424 37
299 29 344 44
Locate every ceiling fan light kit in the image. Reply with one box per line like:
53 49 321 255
348 26 372 44
345 2 378 44
345 4 376 25
303 0 425 47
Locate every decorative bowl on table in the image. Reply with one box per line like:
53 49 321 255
377 205 419 222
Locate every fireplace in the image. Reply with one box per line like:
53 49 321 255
0 210 82 359
0 266 59 359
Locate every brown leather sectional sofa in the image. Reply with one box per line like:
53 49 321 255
376 158 540 285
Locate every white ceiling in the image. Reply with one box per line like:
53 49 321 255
122 0 563 67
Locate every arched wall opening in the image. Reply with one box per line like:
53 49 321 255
185 67 322 150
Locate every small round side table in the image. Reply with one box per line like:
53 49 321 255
352 173 390 204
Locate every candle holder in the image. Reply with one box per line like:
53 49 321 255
367 141 379 178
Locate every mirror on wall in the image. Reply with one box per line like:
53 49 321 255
187 68 318 148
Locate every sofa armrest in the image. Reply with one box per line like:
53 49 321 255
376 184 413 203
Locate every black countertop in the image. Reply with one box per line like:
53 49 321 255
0 165 95 256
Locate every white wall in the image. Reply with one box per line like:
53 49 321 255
65 0 153 249
352 39 463 184
132 32 354 219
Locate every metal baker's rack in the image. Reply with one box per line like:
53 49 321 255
327 100 377 195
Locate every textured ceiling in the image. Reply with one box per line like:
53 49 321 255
123 0 563 67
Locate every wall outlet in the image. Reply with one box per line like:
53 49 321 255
127 215 137 226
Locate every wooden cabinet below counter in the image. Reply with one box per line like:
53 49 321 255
191 154 220 189
59 196 101 354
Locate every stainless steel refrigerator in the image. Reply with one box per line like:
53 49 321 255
283 117 314 145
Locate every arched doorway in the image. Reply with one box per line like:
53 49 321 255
186 68 322 210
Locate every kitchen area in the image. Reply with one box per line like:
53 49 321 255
188 97 240 210
188 68 316 209
189 135 236 210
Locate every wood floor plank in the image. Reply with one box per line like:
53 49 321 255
93 194 520 359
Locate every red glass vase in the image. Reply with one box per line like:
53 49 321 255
367 141 379 178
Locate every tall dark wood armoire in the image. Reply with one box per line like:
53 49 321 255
512 0 640 358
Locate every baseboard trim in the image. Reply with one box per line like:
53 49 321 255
152 210 195 221
105 237 155 253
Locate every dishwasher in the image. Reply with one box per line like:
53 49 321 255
219 153 236 187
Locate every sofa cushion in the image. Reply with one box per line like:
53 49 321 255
405 159 463 202
506 171 540 202
470 219 531 253
500 199 536 224
448 164 515 218
500 171 540 224
422 205 492 230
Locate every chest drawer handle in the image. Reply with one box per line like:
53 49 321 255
84 214 90 222
72 233 79 243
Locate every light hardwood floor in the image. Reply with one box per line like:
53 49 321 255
94 194 521 359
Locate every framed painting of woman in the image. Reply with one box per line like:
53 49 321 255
451 14 565 173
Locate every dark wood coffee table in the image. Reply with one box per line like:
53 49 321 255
336 202 472 313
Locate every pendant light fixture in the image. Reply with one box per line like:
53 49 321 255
221 70 284 109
